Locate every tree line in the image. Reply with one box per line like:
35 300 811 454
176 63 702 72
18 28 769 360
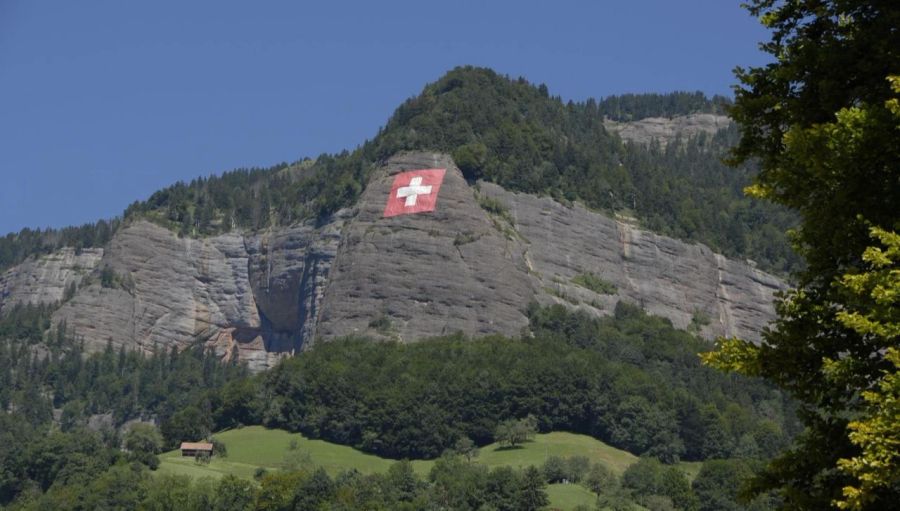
596 91 731 122
2 67 799 275
0 302 798 507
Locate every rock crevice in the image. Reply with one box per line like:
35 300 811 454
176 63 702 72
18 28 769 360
0 151 785 370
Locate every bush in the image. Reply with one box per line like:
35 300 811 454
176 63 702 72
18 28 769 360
494 415 537 448
542 456 568 483
571 272 617 295
209 436 227 458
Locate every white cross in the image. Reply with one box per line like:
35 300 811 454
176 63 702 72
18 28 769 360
396 176 433 207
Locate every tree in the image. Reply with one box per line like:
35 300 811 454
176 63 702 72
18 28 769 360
256 471 309 511
213 475 256 511
209 436 228 458
517 466 549 511
692 459 767 511
494 415 538 448
542 455 568 483
124 423 163 469
386 460 422 502
452 436 480 462
703 1 900 509
585 462 619 496
484 466 523 511
831 227 900 510
161 405 212 449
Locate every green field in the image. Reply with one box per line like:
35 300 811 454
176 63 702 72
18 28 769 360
545 483 599 509
158 427 653 510
160 427 638 478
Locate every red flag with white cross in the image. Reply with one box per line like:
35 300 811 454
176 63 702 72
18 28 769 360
383 168 446 218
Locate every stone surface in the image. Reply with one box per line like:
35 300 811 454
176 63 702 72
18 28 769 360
315 152 534 344
246 213 347 351
0 247 103 313
0 150 786 369
45 215 344 371
477 182 785 342
604 113 731 146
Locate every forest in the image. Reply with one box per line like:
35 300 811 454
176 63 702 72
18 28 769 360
0 303 794 509
0 67 799 275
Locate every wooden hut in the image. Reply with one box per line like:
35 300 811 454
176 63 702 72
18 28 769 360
180 442 213 457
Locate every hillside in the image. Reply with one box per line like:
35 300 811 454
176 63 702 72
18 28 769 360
0 66 798 276
0 151 785 369
0 68 800 369
1 293 793 509
157 427 635 511
157 427 639 479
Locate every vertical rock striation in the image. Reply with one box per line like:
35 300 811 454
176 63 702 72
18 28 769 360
315 152 533 344
0 247 103 313
0 151 786 369
478 181 785 342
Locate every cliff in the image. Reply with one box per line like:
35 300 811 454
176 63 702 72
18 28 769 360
0 151 785 370
603 113 731 146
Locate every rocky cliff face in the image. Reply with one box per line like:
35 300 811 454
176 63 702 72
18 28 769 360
477 182 784 341
43 215 346 370
315 152 534 343
0 247 103 313
603 113 731 146
0 150 785 370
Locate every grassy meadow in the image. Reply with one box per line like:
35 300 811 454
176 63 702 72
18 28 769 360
158 426 669 510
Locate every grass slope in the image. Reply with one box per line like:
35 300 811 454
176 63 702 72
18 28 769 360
546 483 599 510
159 426 395 479
158 427 649 510
160 427 638 478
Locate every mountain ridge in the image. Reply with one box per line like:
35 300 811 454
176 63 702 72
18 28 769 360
1 151 785 370
1 66 799 277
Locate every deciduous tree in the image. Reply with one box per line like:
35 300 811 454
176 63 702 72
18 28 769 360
703 1 900 508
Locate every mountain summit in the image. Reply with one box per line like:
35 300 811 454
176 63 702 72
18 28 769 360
0 67 792 369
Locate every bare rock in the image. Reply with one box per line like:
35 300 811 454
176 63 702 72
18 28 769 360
46 216 344 371
52 222 259 355
246 212 347 352
0 247 103 313
479 182 785 342
315 152 534 344
604 113 731 146
3 150 785 369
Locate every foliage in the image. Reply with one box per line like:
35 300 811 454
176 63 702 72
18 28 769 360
597 91 731 121
622 457 699 511
2 67 800 275
830 227 900 510
0 303 55 344
259 303 796 461
0 220 118 273
0 303 796 507
210 436 228 458
691 459 776 511
704 1 900 508
124 423 163 469
451 436 480 462
494 415 538 448
0 336 250 450
571 271 617 295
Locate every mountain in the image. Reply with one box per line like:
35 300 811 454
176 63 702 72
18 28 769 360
1 148 785 371
0 67 792 370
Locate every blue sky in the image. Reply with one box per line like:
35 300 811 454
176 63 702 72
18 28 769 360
0 1 770 235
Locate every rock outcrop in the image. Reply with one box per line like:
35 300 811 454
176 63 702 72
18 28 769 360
477 182 784 342
0 151 786 370
0 247 103 314
315 153 533 343
46 214 345 370
604 113 730 146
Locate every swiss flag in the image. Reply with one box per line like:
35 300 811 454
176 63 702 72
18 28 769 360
383 168 447 218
